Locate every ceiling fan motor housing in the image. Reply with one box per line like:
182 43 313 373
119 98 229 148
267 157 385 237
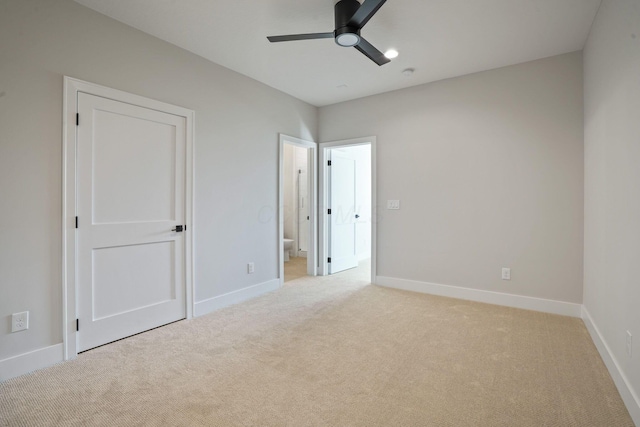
334 0 361 47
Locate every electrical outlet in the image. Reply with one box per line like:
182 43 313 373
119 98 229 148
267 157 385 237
626 331 633 358
247 262 255 274
11 311 29 332
501 268 511 280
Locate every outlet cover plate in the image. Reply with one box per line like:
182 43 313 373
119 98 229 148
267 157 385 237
501 268 511 280
11 311 29 332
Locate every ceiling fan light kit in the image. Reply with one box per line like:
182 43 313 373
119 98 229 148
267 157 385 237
335 31 361 47
267 0 391 66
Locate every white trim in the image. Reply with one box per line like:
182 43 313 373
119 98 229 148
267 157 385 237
278 135 317 285
185 112 196 321
0 344 64 382
582 306 640 425
375 276 582 317
194 279 281 317
62 77 195 360
319 137 377 283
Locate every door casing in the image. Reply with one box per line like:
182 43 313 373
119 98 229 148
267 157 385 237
319 137 377 283
62 77 195 359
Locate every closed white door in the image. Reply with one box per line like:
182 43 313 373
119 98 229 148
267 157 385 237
328 149 358 274
77 92 187 352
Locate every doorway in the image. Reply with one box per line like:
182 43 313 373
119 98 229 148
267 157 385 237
63 77 194 358
278 135 317 285
319 138 376 282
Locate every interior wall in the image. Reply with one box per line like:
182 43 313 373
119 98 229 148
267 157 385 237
283 144 295 242
583 0 640 416
294 146 309 254
282 144 309 255
319 52 584 303
0 0 317 362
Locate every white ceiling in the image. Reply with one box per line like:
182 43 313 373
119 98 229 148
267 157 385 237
74 0 601 107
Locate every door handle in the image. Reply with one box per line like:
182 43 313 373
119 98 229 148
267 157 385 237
172 225 184 232
355 214 360 219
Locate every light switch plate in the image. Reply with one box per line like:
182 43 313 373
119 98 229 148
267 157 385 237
387 200 400 210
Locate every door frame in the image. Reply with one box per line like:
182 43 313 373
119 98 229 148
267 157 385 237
278 134 317 284
319 137 377 283
62 77 195 359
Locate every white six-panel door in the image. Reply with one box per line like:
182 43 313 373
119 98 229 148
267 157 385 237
328 149 358 274
76 92 187 352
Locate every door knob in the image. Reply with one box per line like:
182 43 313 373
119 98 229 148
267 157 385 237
355 214 360 219
172 225 184 232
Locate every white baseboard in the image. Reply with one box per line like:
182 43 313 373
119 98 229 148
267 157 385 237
0 343 64 382
194 279 281 317
375 276 582 318
582 306 640 425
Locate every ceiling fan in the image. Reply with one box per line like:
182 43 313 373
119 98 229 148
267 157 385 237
267 0 391 66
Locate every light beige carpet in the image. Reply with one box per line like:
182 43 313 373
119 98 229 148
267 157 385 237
0 264 634 426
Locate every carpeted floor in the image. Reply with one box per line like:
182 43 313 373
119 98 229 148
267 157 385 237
0 264 634 426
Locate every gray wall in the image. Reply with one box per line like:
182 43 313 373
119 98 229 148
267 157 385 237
0 0 317 361
320 52 584 303
583 0 640 414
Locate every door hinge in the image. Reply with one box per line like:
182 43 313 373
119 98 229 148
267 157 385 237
328 160 332 166
75 216 78 229
328 257 331 263
328 209 332 215
76 319 79 332
76 113 79 126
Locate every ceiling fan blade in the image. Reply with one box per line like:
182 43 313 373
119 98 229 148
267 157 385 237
354 37 390 66
267 32 334 43
347 0 387 28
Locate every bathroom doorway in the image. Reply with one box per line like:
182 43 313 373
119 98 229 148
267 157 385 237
278 135 317 285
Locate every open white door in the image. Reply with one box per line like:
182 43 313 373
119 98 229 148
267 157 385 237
328 149 358 274
76 92 187 352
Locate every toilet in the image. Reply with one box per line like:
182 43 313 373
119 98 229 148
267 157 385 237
283 239 294 262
